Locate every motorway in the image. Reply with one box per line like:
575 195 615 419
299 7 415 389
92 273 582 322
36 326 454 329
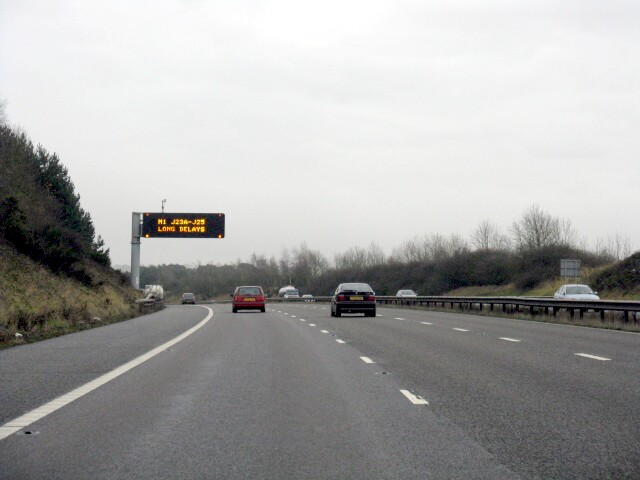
1 303 639 479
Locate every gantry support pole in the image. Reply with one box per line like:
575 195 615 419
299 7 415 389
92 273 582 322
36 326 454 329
131 212 142 289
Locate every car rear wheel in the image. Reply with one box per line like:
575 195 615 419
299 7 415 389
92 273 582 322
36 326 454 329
232 307 238 313
335 307 341 317
260 307 265 313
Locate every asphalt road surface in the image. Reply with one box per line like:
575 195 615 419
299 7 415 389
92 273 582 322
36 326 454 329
1 303 638 479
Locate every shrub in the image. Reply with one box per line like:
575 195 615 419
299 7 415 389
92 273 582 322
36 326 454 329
591 251 640 293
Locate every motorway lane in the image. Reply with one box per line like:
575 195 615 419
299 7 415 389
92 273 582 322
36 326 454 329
0 306 206 425
0 305 519 479
274 303 640 479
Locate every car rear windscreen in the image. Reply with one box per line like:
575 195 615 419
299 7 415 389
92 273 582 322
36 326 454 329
339 283 373 293
239 287 262 295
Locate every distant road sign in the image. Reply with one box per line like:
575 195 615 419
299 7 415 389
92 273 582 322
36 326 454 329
560 259 581 278
142 213 225 238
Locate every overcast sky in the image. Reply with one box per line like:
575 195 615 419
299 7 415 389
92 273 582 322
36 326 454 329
2 0 639 268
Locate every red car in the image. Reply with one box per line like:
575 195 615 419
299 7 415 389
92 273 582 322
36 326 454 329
232 286 266 313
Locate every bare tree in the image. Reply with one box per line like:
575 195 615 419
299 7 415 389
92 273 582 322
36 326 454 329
391 236 428 263
615 234 633 260
291 242 329 285
334 246 368 270
279 248 293 284
471 220 511 251
559 218 578 248
510 205 577 251
447 233 470 256
427 233 449 259
365 242 387 267
391 233 469 263
249 253 268 269
0 99 7 124
593 234 634 261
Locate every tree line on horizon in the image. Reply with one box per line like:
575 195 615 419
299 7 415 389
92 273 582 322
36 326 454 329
141 205 635 299
0 109 632 296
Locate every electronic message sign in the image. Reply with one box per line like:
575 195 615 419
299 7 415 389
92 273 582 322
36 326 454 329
142 213 225 238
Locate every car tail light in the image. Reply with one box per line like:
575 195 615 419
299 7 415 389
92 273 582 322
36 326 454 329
337 294 346 301
366 295 375 301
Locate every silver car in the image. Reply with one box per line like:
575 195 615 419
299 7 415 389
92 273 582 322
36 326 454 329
554 284 600 300
396 289 417 297
181 292 196 304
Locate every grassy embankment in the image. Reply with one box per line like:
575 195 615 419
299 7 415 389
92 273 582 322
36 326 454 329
0 245 141 349
436 268 640 332
448 274 640 300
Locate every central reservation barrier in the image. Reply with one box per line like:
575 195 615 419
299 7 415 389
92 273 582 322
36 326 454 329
264 295 640 323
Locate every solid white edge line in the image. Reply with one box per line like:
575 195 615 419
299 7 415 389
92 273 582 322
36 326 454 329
0 427 22 438
0 307 214 441
575 353 611 361
360 356 375 364
400 389 429 405
500 337 521 342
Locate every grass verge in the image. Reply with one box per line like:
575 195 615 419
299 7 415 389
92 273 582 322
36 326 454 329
0 245 146 349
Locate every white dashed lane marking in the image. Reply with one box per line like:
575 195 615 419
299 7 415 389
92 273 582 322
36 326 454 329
420 322 432 325
575 353 611 361
395 317 405 321
321 330 329 334
336 339 346 344
500 337 521 342
453 328 469 332
360 357 375 364
400 390 429 405
309 324 316 327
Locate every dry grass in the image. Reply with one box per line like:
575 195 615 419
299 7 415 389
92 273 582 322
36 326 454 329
0 245 141 348
448 275 640 301
447 281 562 297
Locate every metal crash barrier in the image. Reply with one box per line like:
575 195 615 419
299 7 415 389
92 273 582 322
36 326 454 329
265 295 640 323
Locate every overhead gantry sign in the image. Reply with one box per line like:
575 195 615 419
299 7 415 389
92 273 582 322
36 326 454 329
142 212 225 238
130 212 225 288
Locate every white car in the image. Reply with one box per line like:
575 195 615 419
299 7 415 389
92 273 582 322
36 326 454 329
302 294 314 302
554 284 600 300
396 289 417 297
